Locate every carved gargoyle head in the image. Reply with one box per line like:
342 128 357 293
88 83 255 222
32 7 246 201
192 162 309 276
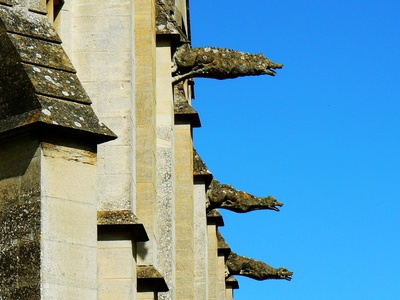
227 252 293 281
239 262 294 281
261 196 284 212
276 267 293 281
251 53 283 76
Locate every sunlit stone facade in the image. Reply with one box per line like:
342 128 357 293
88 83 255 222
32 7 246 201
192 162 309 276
0 0 290 299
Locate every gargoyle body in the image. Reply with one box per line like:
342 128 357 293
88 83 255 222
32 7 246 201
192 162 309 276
206 179 283 213
226 252 293 281
172 44 283 82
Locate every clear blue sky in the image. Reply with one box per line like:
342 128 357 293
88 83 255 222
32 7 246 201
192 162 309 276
189 1 400 299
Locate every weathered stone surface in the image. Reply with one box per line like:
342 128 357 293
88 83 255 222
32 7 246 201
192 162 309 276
9 33 75 72
36 95 108 132
156 0 188 42
137 265 164 280
173 82 201 127
0 96 116 143
24 63 90 103
0 203 41 298
0 1 17 6
216 229 230 257
174 100 201 127
28 0 47 14
0 0 47 14
172 44 283 82
207 179 283 213
206 209 224 226
226 252 293 281
193 149 212 177
174 98 197 115
225 275 239 289
0 137 41 299
137 265 169 292
0 4 116 144
0 6 61 43
98 210 149 242
98 210 142 225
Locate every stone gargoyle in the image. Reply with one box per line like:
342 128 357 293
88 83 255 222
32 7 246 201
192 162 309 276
226 252 293 281
206 179 283 213
172 44 283 83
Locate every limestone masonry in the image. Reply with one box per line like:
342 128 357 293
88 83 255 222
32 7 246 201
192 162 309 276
0 0 292 299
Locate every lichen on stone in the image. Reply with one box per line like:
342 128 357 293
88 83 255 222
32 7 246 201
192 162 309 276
226 252 293 281
207 178 283 213
172 44 283 82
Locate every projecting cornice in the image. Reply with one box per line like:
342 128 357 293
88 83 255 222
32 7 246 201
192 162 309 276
173 82 201 127
137 265 169 293
193 148 213 186
206 209 224 226
97 210 149 242
216 229 231 258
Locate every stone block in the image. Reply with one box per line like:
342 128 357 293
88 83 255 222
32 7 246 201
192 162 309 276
41 240 97 289
41 197 96 246
137 291 156 300
97 173 132 210
104 145 132 174
136 150 156 183
91 51 131 82
98 244 134 279
41 152 96 204
98 279 133 300
41 282 97 300
100 116 131 145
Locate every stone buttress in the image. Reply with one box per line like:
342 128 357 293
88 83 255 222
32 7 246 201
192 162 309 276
0 1 115 298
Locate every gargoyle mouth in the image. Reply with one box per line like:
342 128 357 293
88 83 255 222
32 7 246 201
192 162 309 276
281 271 293 281
278 268 293 281
284 275 293 281
266 62 283 76
272 201 284 211
266 63 283 76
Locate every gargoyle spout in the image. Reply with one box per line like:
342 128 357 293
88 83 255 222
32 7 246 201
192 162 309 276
265 61 284 76
172 44 283 82
226 252 293 281
206 179 283 213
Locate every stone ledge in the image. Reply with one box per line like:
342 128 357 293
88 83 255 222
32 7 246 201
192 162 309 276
225 275 239 289
0 5 61 43
217 230 231 258
174 101 201 127
206 209 224 226
193 148 212 187
137 265 169 292
0 96 117 145
97 210 149 242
